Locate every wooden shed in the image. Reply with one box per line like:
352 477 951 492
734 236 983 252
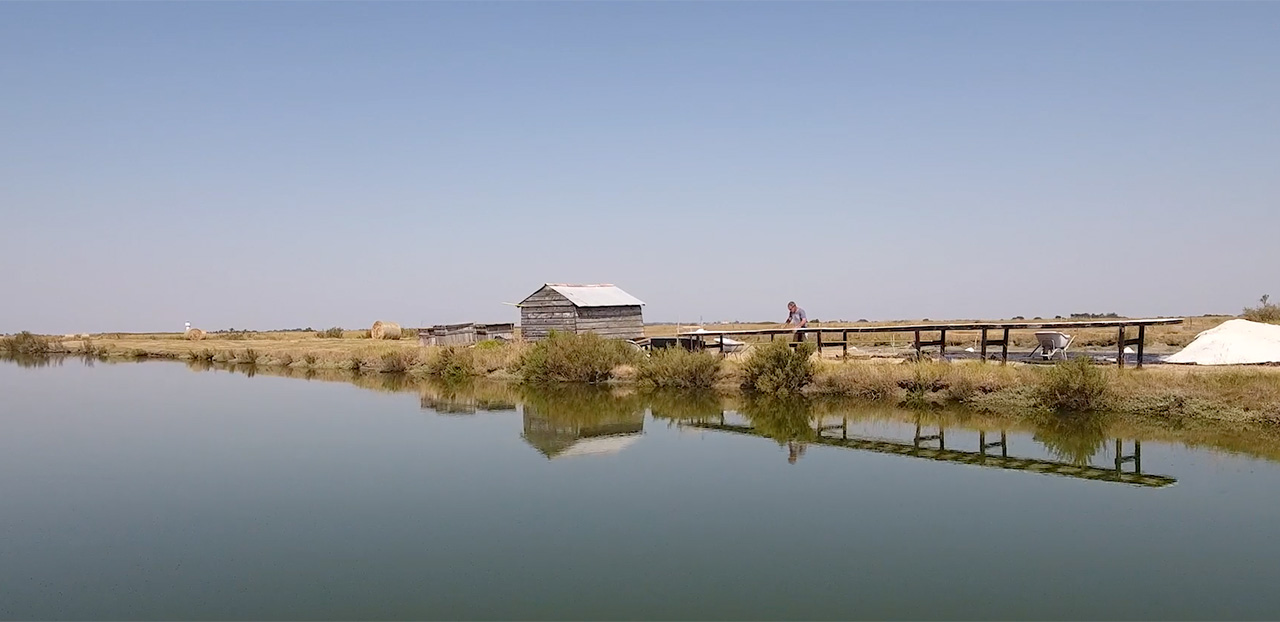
517 283 645 341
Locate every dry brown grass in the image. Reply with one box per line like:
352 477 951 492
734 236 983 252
804 358 1280 421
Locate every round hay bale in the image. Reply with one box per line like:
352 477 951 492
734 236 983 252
370 321 402 340
185 328 207 341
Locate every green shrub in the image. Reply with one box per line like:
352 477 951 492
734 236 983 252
740 340 816 394
519 332 639 383
1035 357 1112 411
427 346 478 380
378 350 410 373
316 327 344 338
475 339 504 350
0 332 55 355
1244 294 1280 324
637 347 722 389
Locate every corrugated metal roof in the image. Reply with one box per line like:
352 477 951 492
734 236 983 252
542 283 645 307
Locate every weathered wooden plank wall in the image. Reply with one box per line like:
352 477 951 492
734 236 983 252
575 305 644 340
520 287 577 340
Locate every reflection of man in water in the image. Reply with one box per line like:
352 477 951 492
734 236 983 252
787 440 807 464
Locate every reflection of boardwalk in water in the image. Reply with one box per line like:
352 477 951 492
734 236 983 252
689 417 1176 488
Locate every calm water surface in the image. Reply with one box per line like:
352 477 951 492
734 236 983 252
2 359 1280 620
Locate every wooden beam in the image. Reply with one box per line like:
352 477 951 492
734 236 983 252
1137 325 1146 369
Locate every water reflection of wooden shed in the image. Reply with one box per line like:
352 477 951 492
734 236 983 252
418 323 515 347
420 393 518 415
522 408 645 459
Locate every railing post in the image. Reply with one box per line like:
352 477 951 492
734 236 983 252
980 328 989 362
1117 326 1126 368
1137 325 1146 369
1001 328 1010 364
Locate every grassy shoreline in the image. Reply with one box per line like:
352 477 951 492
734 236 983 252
5 327 1280 425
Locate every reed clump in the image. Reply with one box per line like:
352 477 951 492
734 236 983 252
519 332 639 383
1243 294 1280 324
471 341 524 375
740 340 816 394
376 350 413 373
636 347 722 389
1035 357 1112 412
424 346 476 380
316 327 345 339
0 332 57 355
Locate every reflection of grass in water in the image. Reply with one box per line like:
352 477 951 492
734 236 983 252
738 396 819 445
646 389 724 423
520 385 645 428
418 379 520 414
1 354 66 368
1032 412 1112 466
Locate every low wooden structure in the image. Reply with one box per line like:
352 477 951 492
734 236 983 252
418 323 515 347
679 318 1184 367
517 283 645 341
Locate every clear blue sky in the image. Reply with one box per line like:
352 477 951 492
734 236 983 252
2 2 1277 333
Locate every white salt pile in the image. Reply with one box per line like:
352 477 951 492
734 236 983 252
1165 319 1280 365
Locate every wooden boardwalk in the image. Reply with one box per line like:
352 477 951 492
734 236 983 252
677 317 1184 367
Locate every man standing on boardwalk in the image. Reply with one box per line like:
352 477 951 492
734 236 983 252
783 301 808 342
